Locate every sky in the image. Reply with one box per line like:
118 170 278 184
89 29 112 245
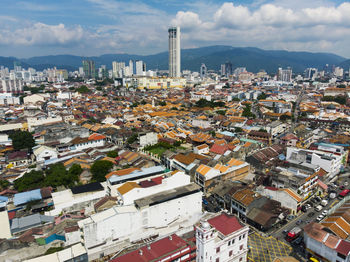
0 0 349 58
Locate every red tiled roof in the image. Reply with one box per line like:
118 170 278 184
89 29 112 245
208 213 243 236
110 234 189 262
210 144 229 155
336 240 350 256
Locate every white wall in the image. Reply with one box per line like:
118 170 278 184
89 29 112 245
117 172 191 205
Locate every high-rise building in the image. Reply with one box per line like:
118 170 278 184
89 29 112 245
82 60 95 79
136 60 146 76
129 60 134 76
112 61 125 78
304 68 318 80
200 63 207 79
277 67 292 82
221 62 233 77
168 26 181 78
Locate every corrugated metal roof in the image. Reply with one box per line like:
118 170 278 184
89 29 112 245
13 189 42 206
108 166 165 184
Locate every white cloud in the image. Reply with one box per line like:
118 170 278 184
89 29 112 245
170 2 350 57
0 23 84 46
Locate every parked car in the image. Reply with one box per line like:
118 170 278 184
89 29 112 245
316 215 324 222
315 205 323 212
322 210 328 216
329 193 337 199
340 185 345 190
296 220 302 225
345 182 349 187
283 229 288 234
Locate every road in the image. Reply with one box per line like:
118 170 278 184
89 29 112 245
269 173 350 243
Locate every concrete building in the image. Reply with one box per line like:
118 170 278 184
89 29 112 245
277 67 292 82
33 145 58 163
304 222 350 262
130 76 186 89
196 212 249 262
112 170 191 206
82 60 95 79
78 183 202 260
0 79 23 94
139 132 158 147
195 159 250 192
135 60 146 76
112 61 125 78
286 147 343 180
168 26 181 78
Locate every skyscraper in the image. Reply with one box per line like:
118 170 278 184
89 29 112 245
82 60 95 79
168 26 181 78
135 60 146 76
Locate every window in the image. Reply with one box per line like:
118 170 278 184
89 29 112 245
216 247 220 253
240 257 243 262
239 236 241 241
216 258 219 262
229 251 233 257
228 240 231 246
240 245 243 250
338 253 346 259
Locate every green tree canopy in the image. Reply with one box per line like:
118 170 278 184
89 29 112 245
91 160 113 182
9 130 35 150
76 85 90 94
14 170 45 192
107 151 118 158
0 180 10 190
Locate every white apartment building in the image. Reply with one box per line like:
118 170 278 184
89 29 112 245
0 79 23 94
286 147 343 179
78 183 202 260
196 212 249 262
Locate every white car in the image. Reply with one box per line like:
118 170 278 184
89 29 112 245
322 210 328 216
316 215 324 222
345 182 349 187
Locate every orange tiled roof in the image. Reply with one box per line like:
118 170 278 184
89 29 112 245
117 182 140 195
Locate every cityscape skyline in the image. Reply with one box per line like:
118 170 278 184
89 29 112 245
0 0 349 58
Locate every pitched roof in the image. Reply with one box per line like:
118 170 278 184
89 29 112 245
105 167 140 179
208 213 243 236
117 182 141 195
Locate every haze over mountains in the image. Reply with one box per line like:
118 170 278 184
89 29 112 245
0 46 347 74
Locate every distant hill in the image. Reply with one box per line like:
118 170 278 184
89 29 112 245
339 59 350 70
0 46 347 73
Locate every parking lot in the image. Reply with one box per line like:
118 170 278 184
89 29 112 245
248 232 292 262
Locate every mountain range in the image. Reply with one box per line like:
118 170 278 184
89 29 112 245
0 46 347 74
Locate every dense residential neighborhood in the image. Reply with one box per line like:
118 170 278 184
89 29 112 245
0 4 350 259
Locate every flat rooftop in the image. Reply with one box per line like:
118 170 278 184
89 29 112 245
135 183 201 209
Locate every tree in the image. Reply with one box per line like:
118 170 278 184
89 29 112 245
257 92 267 100
234 127 243 133
216 110 226 116
127 133 138 144
242 104 256 119
91 160 113 182
68 164 83 178
107 151 118 158
9 130 35 150
0 180 9 190
96 86 103 91
14 170 45 192
158 101 166 106
90 160 113 182
76 85 90 94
